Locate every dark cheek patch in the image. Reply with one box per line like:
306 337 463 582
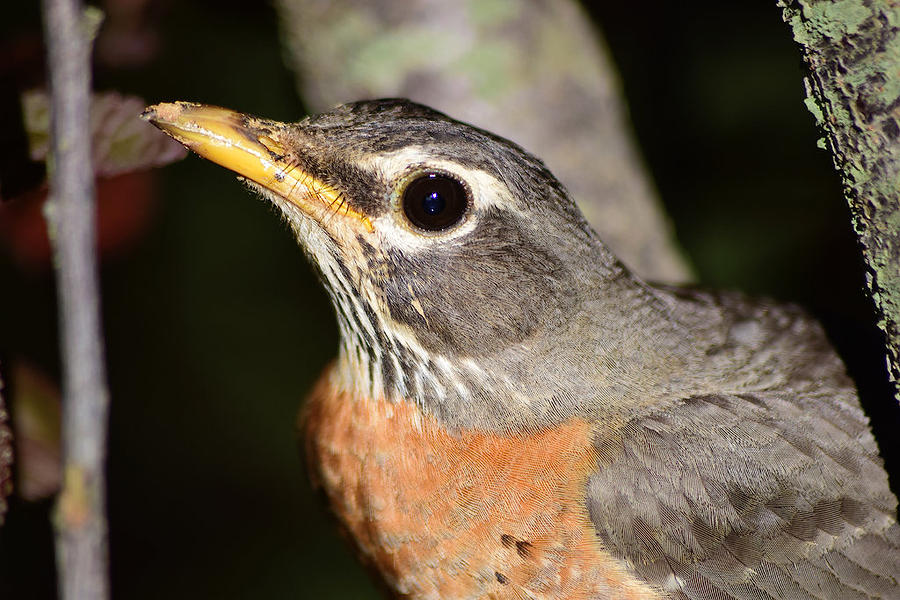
382 209 573 356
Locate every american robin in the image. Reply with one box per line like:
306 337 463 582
143 100 900 600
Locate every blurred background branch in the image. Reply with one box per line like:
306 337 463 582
780 0 900 404
40 1 109 599
276 0 691 283
0 370 12 526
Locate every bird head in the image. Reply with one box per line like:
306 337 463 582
143 99 697 431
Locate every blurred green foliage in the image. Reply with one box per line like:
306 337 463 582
0 2 896 599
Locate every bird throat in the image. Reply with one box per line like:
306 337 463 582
292 218 501 427
328 283 501 428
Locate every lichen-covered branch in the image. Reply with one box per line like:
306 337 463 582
274 0 691 283
779 0 900 403
40 1 111 598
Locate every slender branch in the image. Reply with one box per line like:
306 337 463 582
779 0 900 403
41 1 110 599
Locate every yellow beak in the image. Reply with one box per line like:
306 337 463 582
141 102 373 232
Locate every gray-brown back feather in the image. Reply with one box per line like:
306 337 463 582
587 292 899 599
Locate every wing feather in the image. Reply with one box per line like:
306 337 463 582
587 392 899 599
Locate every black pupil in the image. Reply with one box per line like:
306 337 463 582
423 191 445 215
402 173 467 231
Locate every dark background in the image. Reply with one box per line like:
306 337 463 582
1 2 898 598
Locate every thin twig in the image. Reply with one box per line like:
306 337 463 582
41 1 110 599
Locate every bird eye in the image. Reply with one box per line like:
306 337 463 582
401 172 469 232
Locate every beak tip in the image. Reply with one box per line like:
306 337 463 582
140 106 157 123
140 101 199 126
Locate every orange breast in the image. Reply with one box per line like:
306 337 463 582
303 370 662 600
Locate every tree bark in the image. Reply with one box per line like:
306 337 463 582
779 0 900 403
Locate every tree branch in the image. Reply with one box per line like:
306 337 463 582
40 1 110 598
779 0 900 403
274 0 692 283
